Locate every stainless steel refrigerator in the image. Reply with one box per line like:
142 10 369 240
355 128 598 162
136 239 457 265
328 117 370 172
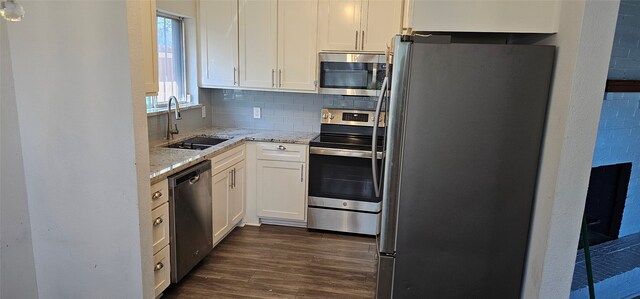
375 35 555 298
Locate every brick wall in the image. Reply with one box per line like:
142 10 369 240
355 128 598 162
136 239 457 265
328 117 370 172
570 2 640 297
592 0 640 237
609 0 640 79
209 89 378 132
592 92 640 237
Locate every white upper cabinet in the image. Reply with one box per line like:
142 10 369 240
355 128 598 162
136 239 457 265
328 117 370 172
239 0 318 91
318 0 401 52
317 0 362 51
239 0 278 89
277 0 319 91
141 0 159 95
406 0 558 33
361 0 402 51
199 0 239 88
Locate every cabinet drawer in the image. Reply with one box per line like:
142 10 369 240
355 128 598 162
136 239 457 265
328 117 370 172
150 179 169 210
153 245 170 297
211 144 245 175
151 202 170 255
256 142 307 162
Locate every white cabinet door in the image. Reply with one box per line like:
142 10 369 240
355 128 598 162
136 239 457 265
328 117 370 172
239 0 278 89
408 0 558 33
151 202 170 254
256 160 306 221
141 0 159 95
229 161 245 225
317 0 362 51
277 0 318 91
212 169 231 244
360 0 402 51
199 0 239 87
153 245 170 297
150 179 169 210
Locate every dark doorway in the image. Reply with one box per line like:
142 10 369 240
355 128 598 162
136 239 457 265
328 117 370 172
580 163 632 248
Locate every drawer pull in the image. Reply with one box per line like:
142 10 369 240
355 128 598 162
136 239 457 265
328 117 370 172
154 262 164 271
153 217 163 226
277 145 287 151
152 191 163 200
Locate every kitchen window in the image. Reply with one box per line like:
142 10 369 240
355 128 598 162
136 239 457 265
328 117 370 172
146 13 188 110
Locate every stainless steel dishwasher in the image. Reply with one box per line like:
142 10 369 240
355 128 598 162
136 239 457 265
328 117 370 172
168 160 212 283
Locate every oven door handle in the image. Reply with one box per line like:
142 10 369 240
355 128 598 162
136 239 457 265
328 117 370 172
310 147 383 159
372 76 388 198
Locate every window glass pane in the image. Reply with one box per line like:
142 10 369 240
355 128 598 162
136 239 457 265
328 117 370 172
154 14 186 109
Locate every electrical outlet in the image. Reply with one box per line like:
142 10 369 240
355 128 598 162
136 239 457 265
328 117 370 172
253 107 261 119
202 106 206 118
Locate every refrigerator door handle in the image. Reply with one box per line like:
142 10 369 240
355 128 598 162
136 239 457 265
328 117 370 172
379 36 411 254
372 76 388 198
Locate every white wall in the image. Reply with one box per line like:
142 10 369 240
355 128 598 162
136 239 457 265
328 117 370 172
0 22 39 299
5 1 149 298
523 1 620 298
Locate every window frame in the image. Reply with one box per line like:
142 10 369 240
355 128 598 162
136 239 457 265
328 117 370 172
148 12 189 110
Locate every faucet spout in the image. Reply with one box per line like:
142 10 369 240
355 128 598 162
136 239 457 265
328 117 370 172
167 96 181 140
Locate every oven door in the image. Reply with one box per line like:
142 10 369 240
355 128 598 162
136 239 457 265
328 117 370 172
309 147 383 208
318 52 387 96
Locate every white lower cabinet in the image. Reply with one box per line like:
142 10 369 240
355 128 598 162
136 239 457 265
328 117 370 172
211 145 246 245
256 160 306 221
212 169 231 243
151 202 170 254
153 245 170 298
253 142 308 222
150 179 171 297
229 162 245 224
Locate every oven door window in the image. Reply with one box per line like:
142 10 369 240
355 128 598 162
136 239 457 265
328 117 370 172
309 154 382 202
320 62 374 90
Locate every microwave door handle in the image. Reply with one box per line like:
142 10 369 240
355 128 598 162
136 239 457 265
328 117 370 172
372 63 378 91
372 76 388 198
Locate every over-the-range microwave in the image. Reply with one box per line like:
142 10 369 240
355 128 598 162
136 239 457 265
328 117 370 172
318 52 390 97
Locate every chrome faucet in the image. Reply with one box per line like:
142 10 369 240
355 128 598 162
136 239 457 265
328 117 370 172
167 96 182 140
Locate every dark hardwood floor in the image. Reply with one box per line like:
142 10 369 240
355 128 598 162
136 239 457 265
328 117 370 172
162 225 378 299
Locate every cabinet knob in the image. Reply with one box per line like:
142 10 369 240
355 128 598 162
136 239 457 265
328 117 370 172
152 191 162 200
154 262 164 271
278 145 287 151
153 217 163 226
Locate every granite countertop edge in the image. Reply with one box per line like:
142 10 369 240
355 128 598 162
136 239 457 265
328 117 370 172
149 127 319 184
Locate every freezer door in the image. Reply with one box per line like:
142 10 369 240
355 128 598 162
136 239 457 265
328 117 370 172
392 43 554 298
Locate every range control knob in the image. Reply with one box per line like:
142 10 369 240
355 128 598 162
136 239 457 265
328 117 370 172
322 113 328 119
329 113 335 119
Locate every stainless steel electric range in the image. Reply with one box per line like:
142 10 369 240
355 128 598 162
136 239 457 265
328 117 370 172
307 108 386 235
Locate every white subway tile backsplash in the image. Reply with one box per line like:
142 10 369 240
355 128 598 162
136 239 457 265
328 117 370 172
274 123 294 131
209 89 376 132
293 124 314 132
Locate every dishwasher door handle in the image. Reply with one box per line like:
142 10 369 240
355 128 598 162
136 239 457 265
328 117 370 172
189 174 200 185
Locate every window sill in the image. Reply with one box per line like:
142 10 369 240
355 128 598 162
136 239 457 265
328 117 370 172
147 103 203 117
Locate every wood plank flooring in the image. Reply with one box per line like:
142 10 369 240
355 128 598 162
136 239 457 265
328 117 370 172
162 225 378 298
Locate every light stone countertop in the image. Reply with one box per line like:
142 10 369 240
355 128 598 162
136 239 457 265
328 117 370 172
149 127 319 184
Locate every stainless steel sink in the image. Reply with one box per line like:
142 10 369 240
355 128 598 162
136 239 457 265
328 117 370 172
166 136 230 150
